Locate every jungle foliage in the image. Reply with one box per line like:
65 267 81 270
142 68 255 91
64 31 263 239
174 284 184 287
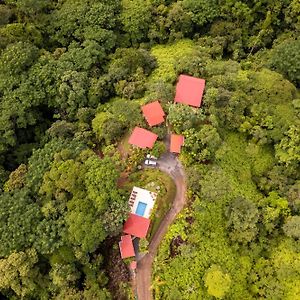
0 0 299 299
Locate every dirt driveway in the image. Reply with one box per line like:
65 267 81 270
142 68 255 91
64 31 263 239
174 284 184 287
135 152 187 300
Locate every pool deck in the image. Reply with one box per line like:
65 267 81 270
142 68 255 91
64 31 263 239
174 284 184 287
129 187 157 218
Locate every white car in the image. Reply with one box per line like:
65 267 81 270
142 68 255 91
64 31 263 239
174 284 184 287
146 154 157 160
145 159 157 166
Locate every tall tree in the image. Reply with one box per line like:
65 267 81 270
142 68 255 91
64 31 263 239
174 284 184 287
226 197 259 244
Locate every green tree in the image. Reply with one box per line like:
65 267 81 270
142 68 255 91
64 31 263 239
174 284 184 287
260 192 290 234
204 264 231 299
4 164 27 192
50 263 81 290
55 70 89 119
92 112 125 144
102 200 129 236
108 48 156 81
65 197 106 253
48 0 118 48
92 99 144 144
287 181 300 213
84 153 122 212
150 141 166 158
0 41 39 76
270 39 300 85
283 216 300 239
0 190 41 256
47 120 76 138
157 2 192 42
121 0 152 44
0 248 40 298
167 103 205 134
182 0 219 28
58 40 107 73
275 125 300 166
226 197 259 244
0 42 48 155
108 48 156 98
0 23 42 48
200 167 231 201
183 125 221 163
39 155 85 203
0 4 11 26
25 138 85 195
5 0 51 16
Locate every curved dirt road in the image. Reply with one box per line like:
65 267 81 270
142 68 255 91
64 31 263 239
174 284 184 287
136 152 187 300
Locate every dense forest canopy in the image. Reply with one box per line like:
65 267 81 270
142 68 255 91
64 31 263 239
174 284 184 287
0 0 299 299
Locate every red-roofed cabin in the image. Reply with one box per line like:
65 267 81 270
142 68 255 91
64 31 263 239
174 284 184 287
170 134 184 154
123 213 150 238
119 235 135 259
141 101 165 127
128 127 158 149
175 74 205 107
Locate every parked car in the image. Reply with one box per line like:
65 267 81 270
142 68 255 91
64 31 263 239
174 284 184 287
146 154 157 160
145 159 157 166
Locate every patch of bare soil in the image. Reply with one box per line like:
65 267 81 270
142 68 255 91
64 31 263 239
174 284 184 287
117 172 129 188
117 141 129 160
170 235 186 257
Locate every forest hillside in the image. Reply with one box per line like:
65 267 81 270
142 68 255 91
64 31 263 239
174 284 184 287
0 0 299 299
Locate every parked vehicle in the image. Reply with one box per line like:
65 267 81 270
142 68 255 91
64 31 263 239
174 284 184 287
145 159 157 166
146 154 157 160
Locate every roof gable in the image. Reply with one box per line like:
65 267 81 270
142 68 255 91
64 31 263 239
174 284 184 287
128 127 158 149
119 235 135 259
175 74 205 107
141 101 165 126
170 134 184 153
123 213 150 238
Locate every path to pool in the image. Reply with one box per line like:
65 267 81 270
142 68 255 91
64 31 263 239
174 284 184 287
135 151 187 300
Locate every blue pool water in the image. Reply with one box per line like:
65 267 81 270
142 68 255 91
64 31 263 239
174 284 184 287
135 202 147 217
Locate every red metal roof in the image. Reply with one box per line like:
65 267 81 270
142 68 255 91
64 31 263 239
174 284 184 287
128 127 158 149
141 101 165 126
170 134 184 153
123 213 150 238
119 235 135 259
130 261 137 270
174 74 205 107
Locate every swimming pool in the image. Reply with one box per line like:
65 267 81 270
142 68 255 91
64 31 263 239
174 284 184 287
135 201 147 217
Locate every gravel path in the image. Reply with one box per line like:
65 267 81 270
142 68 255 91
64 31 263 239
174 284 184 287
135 151 187 300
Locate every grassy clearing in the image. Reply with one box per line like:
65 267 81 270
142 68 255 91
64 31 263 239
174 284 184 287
149 39 195 84
216 132 274 203
125 168 176 240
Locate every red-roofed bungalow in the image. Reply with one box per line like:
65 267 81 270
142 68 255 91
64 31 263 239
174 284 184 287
170 134 184 153
141 101 165 126
123 213 150 238
175 74 205 107
119 235 135 259
128 127 158 149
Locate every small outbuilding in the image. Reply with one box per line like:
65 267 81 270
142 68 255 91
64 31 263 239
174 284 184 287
174 74 205 107
170 134 184 154
129 261 137 270
128 127 158 149
141 101 165 127
119 235 135 259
